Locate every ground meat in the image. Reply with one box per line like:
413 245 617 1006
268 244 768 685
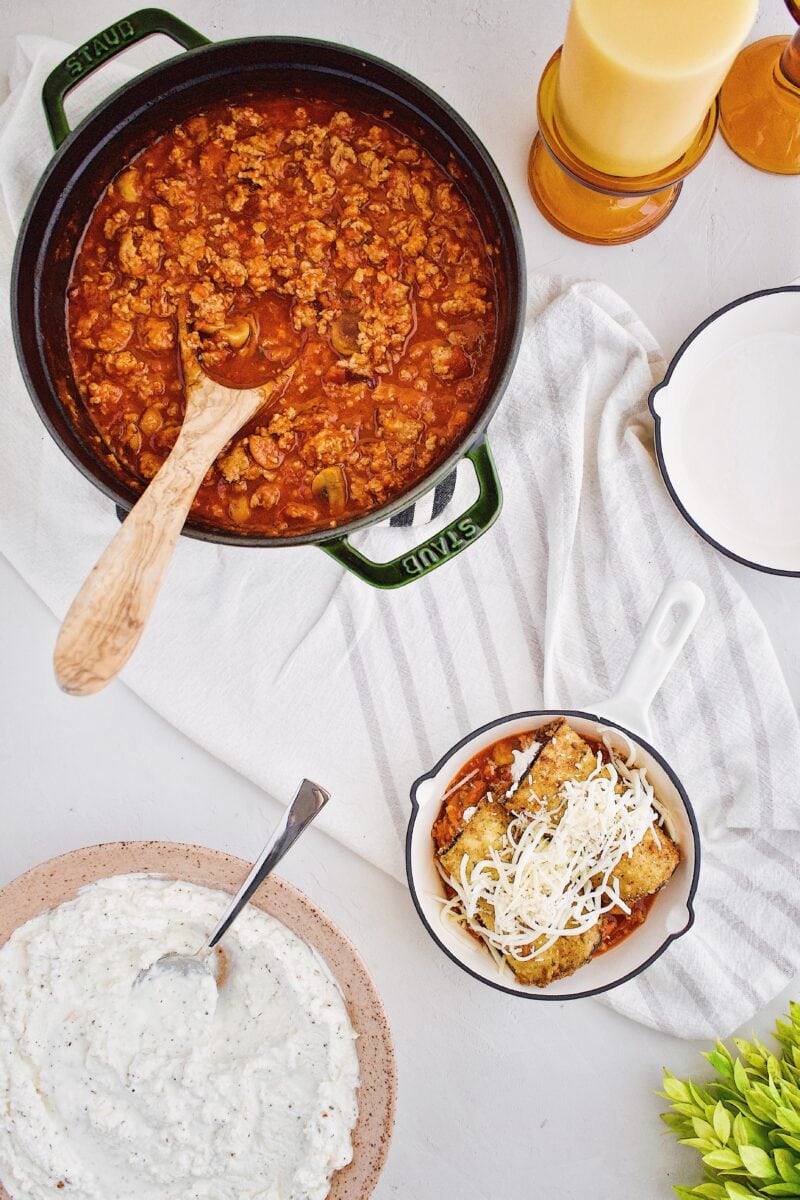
118 227 162 278
140 318 175 352
219 445 251 482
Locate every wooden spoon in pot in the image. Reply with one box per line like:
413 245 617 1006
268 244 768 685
54 318 292 697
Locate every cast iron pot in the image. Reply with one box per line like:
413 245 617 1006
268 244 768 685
12 7 526 588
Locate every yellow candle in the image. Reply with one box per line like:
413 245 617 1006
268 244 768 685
555 0 758 177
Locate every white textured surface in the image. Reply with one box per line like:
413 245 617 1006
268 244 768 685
0 0 799 1197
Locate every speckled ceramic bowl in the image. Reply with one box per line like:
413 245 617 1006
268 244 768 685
0 841 396 1200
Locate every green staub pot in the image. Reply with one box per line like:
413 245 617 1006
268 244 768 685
13 7 525 588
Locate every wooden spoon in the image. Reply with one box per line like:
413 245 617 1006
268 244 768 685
54 321 291 696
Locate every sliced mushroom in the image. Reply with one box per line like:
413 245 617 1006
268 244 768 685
329 311 361 356
492 740 515 766
116 167 141 202
312 465 347 515
228 495 252 525
220 316 252 349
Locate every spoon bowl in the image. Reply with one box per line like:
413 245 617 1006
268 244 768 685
135 948 218 986
136 779 329 991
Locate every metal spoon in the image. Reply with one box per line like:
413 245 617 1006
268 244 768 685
136 778 330 987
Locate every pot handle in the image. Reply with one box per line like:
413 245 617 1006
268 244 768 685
587 580 706 741
319 438 502 589
42 8 211 149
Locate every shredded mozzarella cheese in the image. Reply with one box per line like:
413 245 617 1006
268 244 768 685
504 742 542 800
440 747 662 963
439 768 479 804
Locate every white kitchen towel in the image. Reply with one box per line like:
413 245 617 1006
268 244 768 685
2 33 800 1039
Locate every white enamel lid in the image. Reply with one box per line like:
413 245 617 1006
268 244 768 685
650 285 800 575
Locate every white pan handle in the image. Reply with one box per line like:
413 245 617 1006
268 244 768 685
590 581 705 741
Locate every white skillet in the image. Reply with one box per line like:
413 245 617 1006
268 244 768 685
650 283 800 576
406 580 705 1000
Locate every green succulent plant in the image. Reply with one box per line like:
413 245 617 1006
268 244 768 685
662 1002 800 1200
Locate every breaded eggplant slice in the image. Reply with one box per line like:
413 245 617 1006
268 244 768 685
510 718 597 816
507 924 601 988
438 801 510 934
438 800 510 881
610 827 680 904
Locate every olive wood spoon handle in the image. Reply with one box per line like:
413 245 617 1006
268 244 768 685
54 341 283 696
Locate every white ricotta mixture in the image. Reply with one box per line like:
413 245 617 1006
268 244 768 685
0 874 359 1200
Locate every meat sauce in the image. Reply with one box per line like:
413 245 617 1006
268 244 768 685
432 729 660 954
66 97 498 535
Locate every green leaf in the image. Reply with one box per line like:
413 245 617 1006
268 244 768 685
724 1185 761 1199
664 1071 694 1104
778 1082 800 1107
706 1046 736 1081
735 1059 752 1093
776 1108 800 1135
774 1149 800 1183
760 1185 800 1197
694 1117 718 1142
688 1083 713 1111
717 1085 751 1110
734 1114 772 1151
739 1145 779 1180
781 1089 800 1116
774 1134 800 1154
755 1081 782 1107
704 1148 744 1171
714 1103 733 1145
736 1040 768 1073
748 1093 780 1125
662 1111 692 1132
770 1057 788 1084
681 1137 717 1152
673 1102 706 1119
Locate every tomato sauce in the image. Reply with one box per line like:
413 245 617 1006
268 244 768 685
66 97 498 534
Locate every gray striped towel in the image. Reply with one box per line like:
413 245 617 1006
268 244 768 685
387 470 459 528
2 35 799 1038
